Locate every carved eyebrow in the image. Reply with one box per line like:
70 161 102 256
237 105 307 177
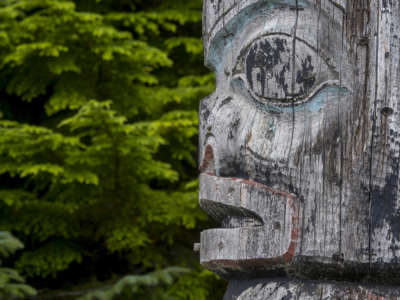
205 0 310 46
205 2 281 71
204 0 312 66
205 0 312 71
328 0 346 11
205 0 344 71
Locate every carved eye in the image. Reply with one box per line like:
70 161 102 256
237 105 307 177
232 34 341 107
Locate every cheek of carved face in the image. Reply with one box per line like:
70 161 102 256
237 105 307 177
203 82 348 191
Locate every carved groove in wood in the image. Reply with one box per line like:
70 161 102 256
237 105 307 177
199 0 400 298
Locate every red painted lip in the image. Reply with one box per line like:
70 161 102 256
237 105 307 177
199 173 301 268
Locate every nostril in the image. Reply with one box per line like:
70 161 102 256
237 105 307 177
200 144 216 175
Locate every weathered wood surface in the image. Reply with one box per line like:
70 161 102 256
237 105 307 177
224 278 400 300
200 173 300 273
199 0 400 298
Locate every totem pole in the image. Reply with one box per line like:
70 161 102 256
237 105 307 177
197 0 400 298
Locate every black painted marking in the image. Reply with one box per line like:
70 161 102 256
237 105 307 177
296 55 315 95
244 36 318 104
218 96 233 110
210 0 222 12
246 37 290 98
371 158 400 242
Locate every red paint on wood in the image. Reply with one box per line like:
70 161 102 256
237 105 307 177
200 145 216 175
201 174 301 269
366 294 388 300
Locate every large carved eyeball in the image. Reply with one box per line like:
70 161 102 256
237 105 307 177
232 34 346 108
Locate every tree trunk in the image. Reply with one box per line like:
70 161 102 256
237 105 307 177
199 0 400 298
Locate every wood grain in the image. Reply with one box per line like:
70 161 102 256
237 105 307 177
200 0 400 298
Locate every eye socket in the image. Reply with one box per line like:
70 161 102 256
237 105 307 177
232 34 338 107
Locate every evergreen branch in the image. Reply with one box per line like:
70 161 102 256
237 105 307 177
78 267 189 300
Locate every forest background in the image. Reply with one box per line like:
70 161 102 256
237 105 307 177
0 0 226 299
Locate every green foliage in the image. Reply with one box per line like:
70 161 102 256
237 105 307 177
0 232 37 299
0 0 224 298
79 267 189 300
0 232 23 258
167 268 226 300
16 240 83 278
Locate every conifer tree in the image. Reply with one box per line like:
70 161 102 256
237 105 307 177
0 0 225 298
0 232 36 299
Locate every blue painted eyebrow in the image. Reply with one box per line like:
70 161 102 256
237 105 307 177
205 0 344 72
268 0 309 6
205 0 310 72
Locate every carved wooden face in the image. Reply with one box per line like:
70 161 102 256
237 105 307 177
199 0 400 282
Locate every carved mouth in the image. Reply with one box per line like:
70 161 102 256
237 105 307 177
198 172 301 274
198 144 301 274
200 197 264 228
199 145 266 228
199 173 266 229
199 173 296 229
198 142 294 229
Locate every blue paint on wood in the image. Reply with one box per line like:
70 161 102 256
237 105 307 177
231 77 350 113
206 0 310 72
